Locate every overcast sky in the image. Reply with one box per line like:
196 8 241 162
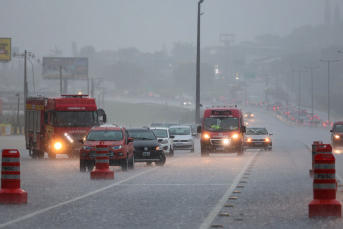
2 0 343 57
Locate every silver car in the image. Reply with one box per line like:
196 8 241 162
244 127 272 151
169 126 195 152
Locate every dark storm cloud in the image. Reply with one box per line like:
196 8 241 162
1 0 342 56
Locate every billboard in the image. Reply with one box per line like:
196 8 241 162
0 38 11 61
42 57 88 79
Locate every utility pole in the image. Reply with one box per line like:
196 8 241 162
195 0 204 124
304 66 319 125
60 65 62 95
320 59 338 123
16 93 20 126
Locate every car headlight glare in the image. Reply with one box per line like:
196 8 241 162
156 146 162 150
54 142 62 150
245 114 247 117
265 138 270 142
247 138 251 142
203 134 210 139
232 134 238 139
111 145 123 150
335 134 340 139
223 139 229 144
251 114 254 117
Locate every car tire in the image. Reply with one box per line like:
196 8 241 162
48 152 56 159
87 162 94 172
201 147 209 157
169 147 174 157
155 154 166 166
237 145 244 156
121 155 129 171
128 155 134 170
80 159 87 172
37 150 44 159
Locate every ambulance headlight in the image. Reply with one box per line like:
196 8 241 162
54 142 62 150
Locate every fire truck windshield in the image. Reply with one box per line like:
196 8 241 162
204 117 239 132
54 111 97 127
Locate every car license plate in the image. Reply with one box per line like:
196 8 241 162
143 152 150 156
176 143 183 146
255 143 262 145
216 147 225 150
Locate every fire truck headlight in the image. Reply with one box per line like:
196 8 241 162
203 134 210 139
64 133 68 136
232 134 238 139
335 134 340 139
54 142 62 150
111 145 123 150
223 139 229 144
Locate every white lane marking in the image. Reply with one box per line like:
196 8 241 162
199 151 259 229
116 184 232 186
0 152 196 228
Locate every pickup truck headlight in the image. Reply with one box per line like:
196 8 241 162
111 145 123 150
83 146 92 150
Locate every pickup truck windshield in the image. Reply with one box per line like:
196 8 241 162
54 111 97 127
204 117 239 132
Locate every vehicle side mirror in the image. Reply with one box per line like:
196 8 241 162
127 137 134 143
158 139 163 142
241 126 246 133
170 136 175 139
197 126 202 133
78 139 84 144
269 134 273 136
330 130 334 132
103 114 107 123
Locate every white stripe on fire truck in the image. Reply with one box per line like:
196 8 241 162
95 153 108 157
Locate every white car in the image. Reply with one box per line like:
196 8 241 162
169 125 195 152
151 127 175 156
244 127 273 151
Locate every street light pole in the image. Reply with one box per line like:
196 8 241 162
304 66 319 125
320 59 338 123
195 0 204 124
16 93 20 126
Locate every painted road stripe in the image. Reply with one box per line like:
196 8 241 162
0 151 196 228
199 151 259 229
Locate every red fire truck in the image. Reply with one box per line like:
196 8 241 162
197 106 246 157
25 95 106 159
